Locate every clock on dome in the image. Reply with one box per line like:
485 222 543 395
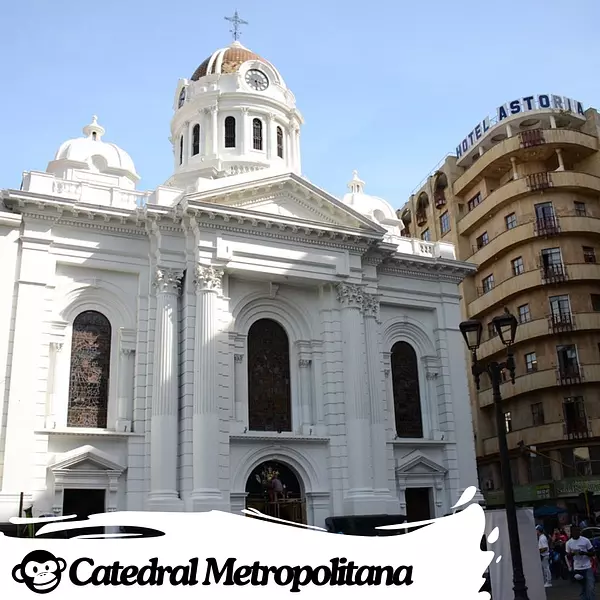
245 69 269 91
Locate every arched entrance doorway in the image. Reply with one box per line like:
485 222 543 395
245 460 306 525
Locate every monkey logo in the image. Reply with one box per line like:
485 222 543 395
12 550 67 594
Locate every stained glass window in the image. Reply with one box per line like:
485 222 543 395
253 118 263 151
247 319 291 432
391 341 423 438
67 311 111 428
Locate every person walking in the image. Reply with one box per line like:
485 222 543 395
537 525 552 588
566 525 596 600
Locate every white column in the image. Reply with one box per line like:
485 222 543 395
211 106 218 156
549 115 557 129
311 341 326 436
146 267 183 512
362 293 390 494
556 148 565 171
233 353 243 424
116 348 134 433
510 156 519 180
45 342 63 429
240 107 249 155
298 357 312 434
294 125 301 174
287 124 296 171
266 114 274 160
190 266 225 511
337 283 375 513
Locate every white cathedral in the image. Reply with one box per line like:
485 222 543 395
0 38 480 528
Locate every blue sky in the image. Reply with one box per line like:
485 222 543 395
1 0 599 209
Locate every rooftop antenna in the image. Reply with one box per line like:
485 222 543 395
225 9 248 42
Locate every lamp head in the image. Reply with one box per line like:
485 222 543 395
459 319 483 351
492 310 518 346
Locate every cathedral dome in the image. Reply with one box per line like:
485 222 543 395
191 41 280 81
342 171 401 228
52 116 139 180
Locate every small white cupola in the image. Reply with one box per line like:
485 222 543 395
347 170 365 194
46 116 139 189
82 115 105 142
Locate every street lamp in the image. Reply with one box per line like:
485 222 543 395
460 309 529 600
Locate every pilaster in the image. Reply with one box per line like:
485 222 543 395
146 267 184 512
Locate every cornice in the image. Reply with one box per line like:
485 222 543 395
380 256 475 283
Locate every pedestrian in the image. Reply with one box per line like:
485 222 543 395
536 525 552 588
566 525 596 600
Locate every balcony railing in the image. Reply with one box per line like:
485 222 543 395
519 129 546 149
416 211 427 227
541 263 568 283
557 365 583 386
434 191 446 209
548 312 575 333
564 418 591 440
534 215 561 236
526 171 553 191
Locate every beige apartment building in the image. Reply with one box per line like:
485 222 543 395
400 95 600 521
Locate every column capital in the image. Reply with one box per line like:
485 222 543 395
154 268 184 295
362 292 381 322
50 342 64 352
299 359 312 368
240 107 250 114
194 265 224 293
336 282 364 309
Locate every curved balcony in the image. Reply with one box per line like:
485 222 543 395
468 262 600 318
482 417 600 455
469 213 600 267
458 170 600 236
478 312 600 359
477 363 600 408
453 128 598 197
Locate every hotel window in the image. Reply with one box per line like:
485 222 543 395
591 294 600 312
574 201 587 217
505 212 517 230
583 246 596 263
511 256 524 276
563 397 587 438
529 454 552 482
192 124 200 156
476 232 489 249
557 344 579 376
549 295 571 323
277 126 284 158
482 274 494 294
504 411 512 434
439 211 450 235
179 135 184 165
525 352 538 373
518 304 531 324
487 322 497 339
531 402 545 426
421 229 431 241
467 192 482 212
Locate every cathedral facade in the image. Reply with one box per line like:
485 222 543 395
0 40 480 527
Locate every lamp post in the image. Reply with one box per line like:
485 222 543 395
459 310 529 600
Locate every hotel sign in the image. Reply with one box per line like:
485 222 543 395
456 94 586 158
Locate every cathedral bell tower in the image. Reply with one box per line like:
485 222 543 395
166 13 303 189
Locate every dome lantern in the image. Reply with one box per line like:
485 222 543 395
82 115 105 142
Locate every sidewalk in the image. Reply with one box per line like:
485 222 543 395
546 577 597 600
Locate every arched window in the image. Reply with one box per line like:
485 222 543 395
67 311 112 429
192 124 200 156
390 341 423 438
179 135 184 165
277 126 283 158
253 118 263 151
225 116 236 148
247 318 291 432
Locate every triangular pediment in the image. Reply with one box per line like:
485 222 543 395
50 444 126 473
185 172 387 235
396 453 447 476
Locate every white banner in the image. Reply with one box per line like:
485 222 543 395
0 487 494 599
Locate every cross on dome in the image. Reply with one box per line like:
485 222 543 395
224 10 248 41
347 170 365 194
82 115 105 141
